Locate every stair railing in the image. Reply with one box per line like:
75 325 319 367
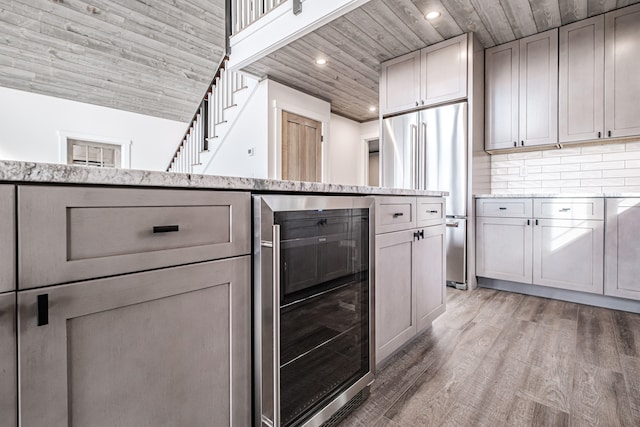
233 0 286 33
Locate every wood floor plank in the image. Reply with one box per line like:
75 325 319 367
526 323 577 370
620 355 640 419
434 288 498 331
440 401 508 427
472 290 524 329
576 306 622 371
612 310 640 358
571 363 636 426
486 319 537 363
514 295 579 331
517 357 573 413
507 393 570 427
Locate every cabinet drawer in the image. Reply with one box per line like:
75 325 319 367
476 198 532 218
375 197 416 234
416 198 445 227
0 186 15 293
534 198 604 220
18 186 250 289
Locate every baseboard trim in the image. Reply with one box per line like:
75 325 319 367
478 277 640 314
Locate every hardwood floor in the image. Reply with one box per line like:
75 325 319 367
338 287 640 426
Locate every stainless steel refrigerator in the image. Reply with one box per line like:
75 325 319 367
381 102 468 288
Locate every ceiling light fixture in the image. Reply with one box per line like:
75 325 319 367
369 106 377 112
425 10 441 20
315 58 327 65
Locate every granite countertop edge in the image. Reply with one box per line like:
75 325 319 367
0 160 448 197
474 193 640 198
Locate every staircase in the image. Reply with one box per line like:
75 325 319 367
166 58 255 173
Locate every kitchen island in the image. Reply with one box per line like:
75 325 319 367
0 160 447 427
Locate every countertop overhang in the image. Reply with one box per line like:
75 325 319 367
0 161 448 197
475 193 640 198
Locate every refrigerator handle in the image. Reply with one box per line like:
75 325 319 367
410 124 418 189
421 121 428 190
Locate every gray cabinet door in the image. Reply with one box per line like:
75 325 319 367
559 15 605 143
605 198 640 300
605 4 640 138
375 229 416 364
0 186 15 293
0 293 16 427
415 225 446 333
519 29 558 147
485 40 520 150
421 34 468 107
18 257 251 427
476 217 533 284
380 51 421 115
533 219 604 294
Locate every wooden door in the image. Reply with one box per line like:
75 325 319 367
0 185 15 293
18 257 251 427
485 40 520 150
476 217 533 284
559 15 605 143
375 229 416 364
533 219 604 294
519 29 558 147
605 198 640 300
379 51 421 115
421 34 468 107
605 4 640 138
0 293 16 427
414 225 446 333
282 111 322 182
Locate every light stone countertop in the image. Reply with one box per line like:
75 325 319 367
475 193 640 198
0 160 448 197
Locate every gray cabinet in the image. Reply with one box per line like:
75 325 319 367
605 198 640 300
0 185 15 293
380 35 468 116
485 29 558 150
18 257 251 427
0 293 16 427
559 15 605 143
605 4 640 138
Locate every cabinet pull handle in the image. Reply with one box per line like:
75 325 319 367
153 225 179 233
527 219 531 226
413 230 421 240
499 207 507 210
608 130 612 137
421 100 425 105
415 101 419 107
393 212 404 218
598 131 602 138
37 294 48 326
427 210 438 214
419 230 424 239
559 208 571 212
513 141 517 147
446 222 459 228
521 141 524 146
535 219 539 226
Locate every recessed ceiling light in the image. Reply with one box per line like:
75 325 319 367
369 106 377 112
315 58 327 65
425 10 441 20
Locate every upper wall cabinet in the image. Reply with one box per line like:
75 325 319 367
559 15 605 143
485 29 558 151
380 34 468 116
605 4 640 138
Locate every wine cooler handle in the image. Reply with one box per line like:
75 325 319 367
272 224 281 427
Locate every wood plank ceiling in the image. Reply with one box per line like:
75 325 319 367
242 0 640 122
0 0 226 122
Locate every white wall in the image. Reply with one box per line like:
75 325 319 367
490 139 640 193
327 114 364 185
0 86 187 171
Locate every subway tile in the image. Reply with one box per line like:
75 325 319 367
541 163 581 173
527 166 542 174
539 188 562 193
524 157 562 166
492 174 523 182
508 151 543 160
491 182 508 189
522 187 546 194
561 154 603 164
603 169 640 178
581 144 626 154
561 171 602 180
624 141 640 151
491 160 524 168
491 168 509 176
508 180 542 189
581 161 625 171
626 177 640 186
603 151 640 161
542 147 582 157
525 172 561 181
508 167 521 175
561 187 601 194
581 178 625 187
626 160 640 168
602 186 640 193
542 179 581 187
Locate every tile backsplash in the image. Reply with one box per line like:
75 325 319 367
490 140 640 194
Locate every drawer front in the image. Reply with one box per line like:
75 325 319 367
416 198 445 227
0 186 15 293
18 186 250 289
375 197 416 234
476 198 532 218
534 198 604 220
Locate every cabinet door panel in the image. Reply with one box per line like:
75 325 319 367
0 293 16 427
375 230 415 363
533 219 603 294
421 34 467 106
0 186 15 293
605 198 640 300
485 41 519 150
559 16 605 142
519 29 558 147
18 257 251 427
415 225 445 332
605 4 640 138
476 217 532 283
380 52 421 115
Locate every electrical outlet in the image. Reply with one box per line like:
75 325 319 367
247 148 255 156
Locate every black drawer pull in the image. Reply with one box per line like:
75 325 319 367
393 212 404 218
153 225 180 233
559 208 571 212
499 207 507 210
427 210 439 214
37 294 48 326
